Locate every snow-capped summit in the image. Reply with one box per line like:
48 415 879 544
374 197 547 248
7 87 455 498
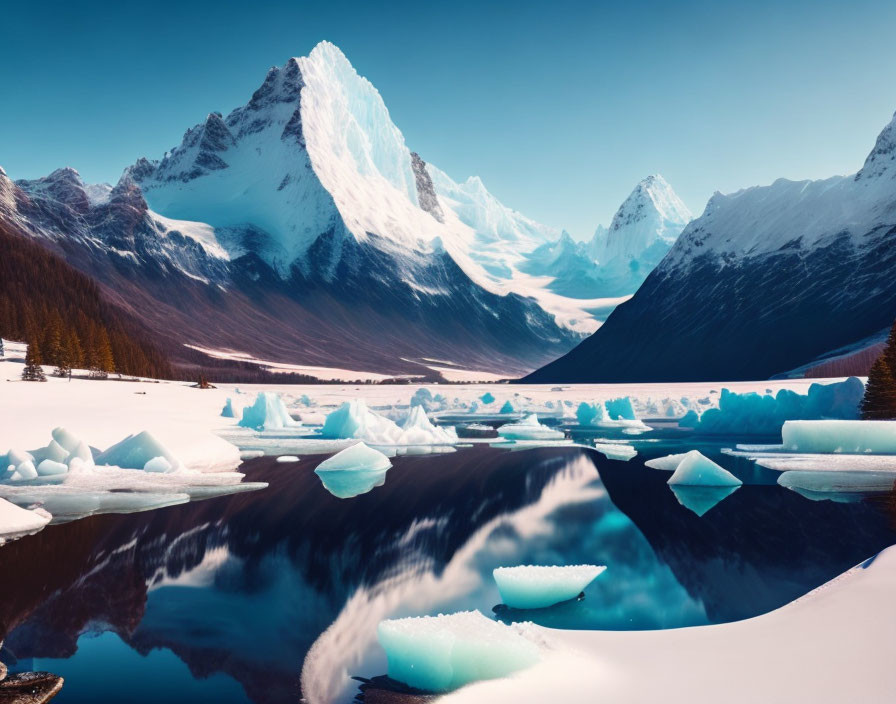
529 110 896 383
597 174 692 263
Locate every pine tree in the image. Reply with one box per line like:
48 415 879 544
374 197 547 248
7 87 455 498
861 319 896 420
66 329 83 369
22 338 46 382
89 325 115 379
0 337 4 357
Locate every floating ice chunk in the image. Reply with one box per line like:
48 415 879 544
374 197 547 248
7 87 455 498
593 442 637 461
321 400 403 444
221 398 236 418
670 485 739 516
497 415 564 441
493 565 606 609
238 392 301 430
32 439 69 464
36 459 68 476
499 401 515 414
276 455 300 463
143 456 173 473
778 470 896 495
66 440 93 467
315 442 391 473
751 453 896 473
782 420 896 454
576 401 604 426
377 611 541 692
667 450 742 487
480 392 496 405
399 406 458 445
94 431 181 471
0 497 51 543
645 452 689 471
4 449 34 468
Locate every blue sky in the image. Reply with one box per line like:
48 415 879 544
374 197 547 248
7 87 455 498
2 0 895 238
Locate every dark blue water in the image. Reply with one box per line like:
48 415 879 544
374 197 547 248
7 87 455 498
1 438 894 703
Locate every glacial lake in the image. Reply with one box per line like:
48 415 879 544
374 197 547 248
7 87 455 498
1 430 895 703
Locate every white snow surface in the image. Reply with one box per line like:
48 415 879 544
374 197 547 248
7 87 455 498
0 497 51 543
441 545 896 703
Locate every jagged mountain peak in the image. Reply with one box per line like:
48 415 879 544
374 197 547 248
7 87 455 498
610 174 692 235
856 110 896 181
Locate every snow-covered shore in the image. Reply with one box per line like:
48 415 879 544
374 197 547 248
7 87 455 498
442 546 896 703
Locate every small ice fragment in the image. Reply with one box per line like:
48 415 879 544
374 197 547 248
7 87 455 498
276 455 300 463
377 610 541 691
480 392 495 404
667 450 742 487
593 442 637 461
493 564 606 609
499 401 515 414
221 398 236 418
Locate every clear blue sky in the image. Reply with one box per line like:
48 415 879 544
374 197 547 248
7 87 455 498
2 0 895 238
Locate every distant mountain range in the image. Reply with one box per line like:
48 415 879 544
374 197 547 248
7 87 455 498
0 41 691 380
527 110 896 382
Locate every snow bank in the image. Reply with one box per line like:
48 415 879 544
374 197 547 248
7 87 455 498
377 611 542 691
0 497 51 544
782 420 896 454
493 565 606 609
238 392 301 430
667 451 742 487
497 415 565 441
685 377 864 435
442 546 896 704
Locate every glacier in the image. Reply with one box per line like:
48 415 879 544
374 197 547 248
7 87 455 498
377 611 542 691
493 565 606 609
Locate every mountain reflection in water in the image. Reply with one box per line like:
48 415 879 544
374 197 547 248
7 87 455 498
0 444 894 704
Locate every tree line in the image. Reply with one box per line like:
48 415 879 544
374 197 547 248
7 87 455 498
861 319 896 420
1 222 173 380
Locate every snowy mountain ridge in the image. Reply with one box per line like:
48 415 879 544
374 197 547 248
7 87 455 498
528 110 896 383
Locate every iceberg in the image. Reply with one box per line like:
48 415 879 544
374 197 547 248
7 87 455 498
377 611 541 692
497 415 565 441
782 420 896 454
314 442 391 498
399 406 458 445
670 485 739 516
645 452 689 471
315 442 391 473
605 396 636 421
221 398 236 418
480 392 496 405
493 565 606 609
683 377 864 436
94 430 181 471
667 450 742 487
499 401 515 414
238 392 301 430
0 497 51 543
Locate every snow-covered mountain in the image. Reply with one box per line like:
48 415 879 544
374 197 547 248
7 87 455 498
528 112 896 382
2 42 608 378
520 174 692 303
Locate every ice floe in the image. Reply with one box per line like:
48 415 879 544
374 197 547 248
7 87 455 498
493 565 606 609
377 610 542 691
782 420 896 454
645 452 689 471
238 392 301 430
592 442 637 461
667 450 742 487
314 443 392 498
0 497 52 544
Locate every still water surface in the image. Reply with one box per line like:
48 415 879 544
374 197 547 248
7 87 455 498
1 436 894 703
